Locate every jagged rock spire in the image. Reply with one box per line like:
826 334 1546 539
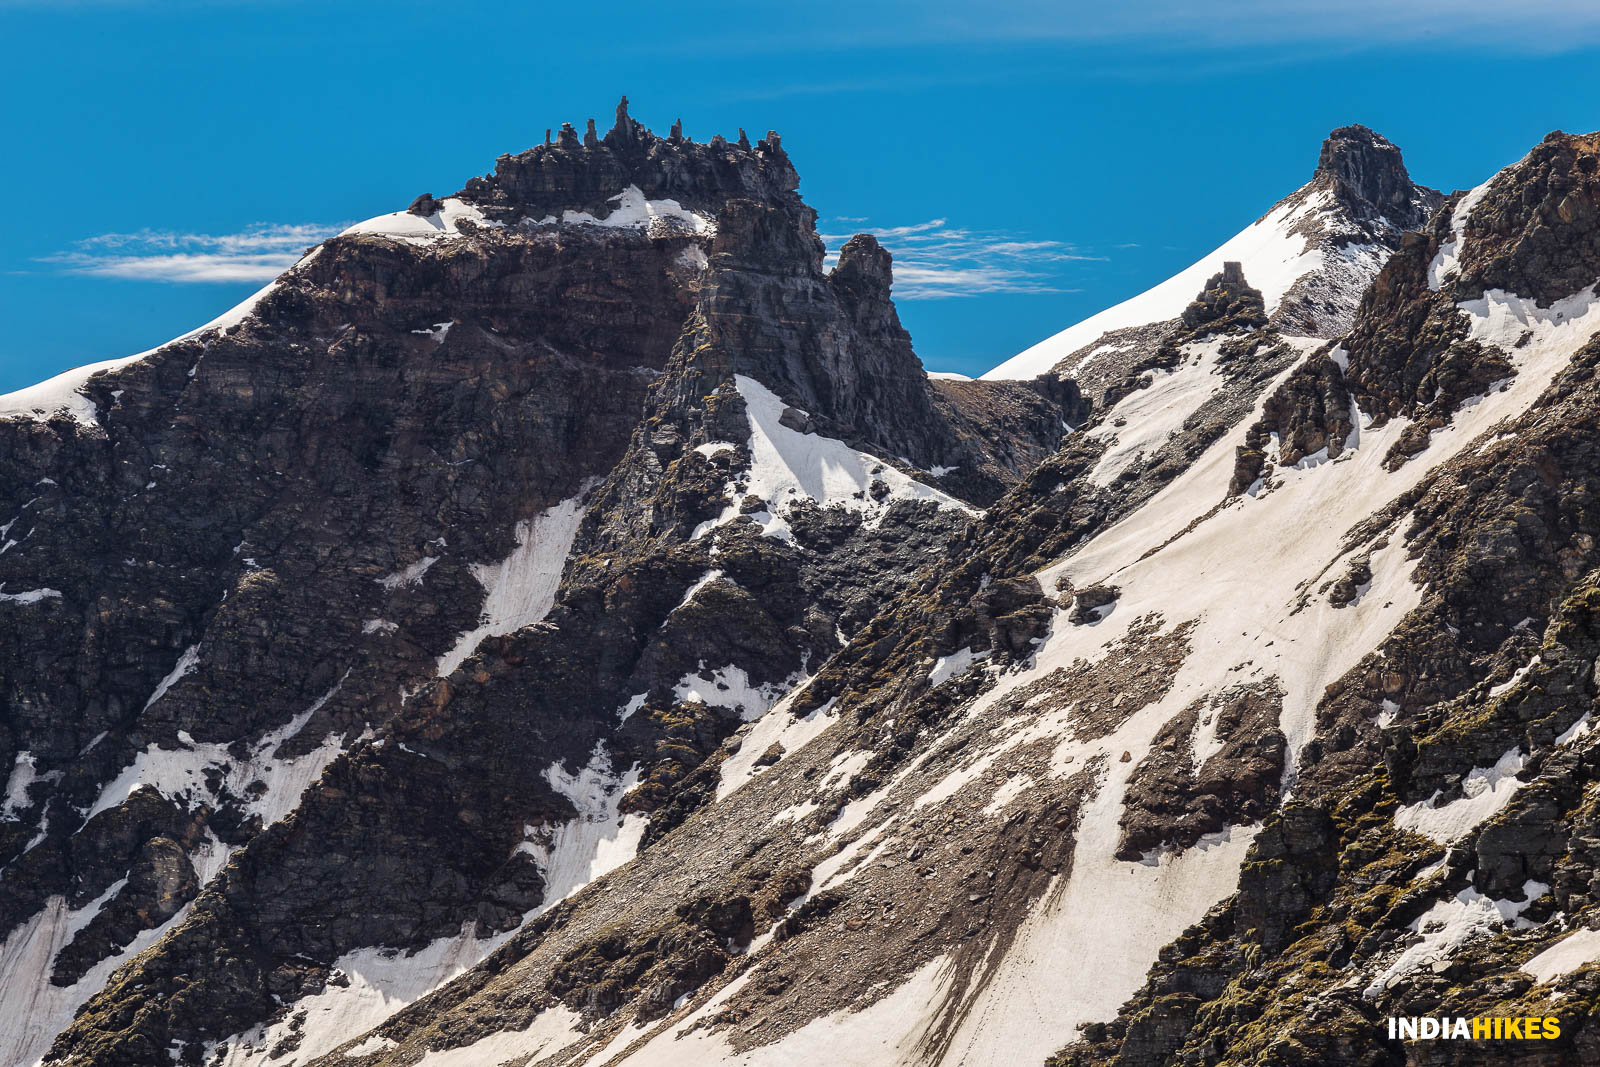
609 95 645 145
584 118 599 148
831 233 893 294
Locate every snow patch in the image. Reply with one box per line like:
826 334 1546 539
411 1005 583 1067
1365 882 1547 1000
540 185 713 235
342 1035 397 1057
215 925 510 1067
1084 338 1226 487
1393 747 1527 844
437 491 588 676
410 321 453 343
1523 927 1600 986
521 744 647 908
376 555 437 591
340 198 503 246
0 883 191 1067
0 587 62 605
1557 712 1592 746
673 663 794 721
89 677 350 825
1427 171 1503 290
716 696 839 802
143 644 201 710
612 955 951 1067
982 773 1034 817
927 647 990 687
3 753 40 816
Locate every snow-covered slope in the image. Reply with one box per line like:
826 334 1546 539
987 192 1330 382
985 125 1440 384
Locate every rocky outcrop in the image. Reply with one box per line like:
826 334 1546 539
1115 684 1286 861
1178 261 1267 334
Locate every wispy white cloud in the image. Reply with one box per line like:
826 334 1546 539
45 223 342 282
709 0 1600 55
823 218 1097 299
922 0 1600 50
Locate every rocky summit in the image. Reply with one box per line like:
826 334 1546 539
4 103 1600 1067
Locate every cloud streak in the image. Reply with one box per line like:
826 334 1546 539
704 0 1600 56
823 218 1097 299
47 224 343 283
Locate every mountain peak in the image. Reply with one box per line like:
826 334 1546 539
1312 123 1434 228
455 99 801 225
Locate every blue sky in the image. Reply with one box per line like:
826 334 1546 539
4 1 1600 390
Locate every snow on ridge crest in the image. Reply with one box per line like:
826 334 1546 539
982 187 1335 381
0 245 325 429
340 197 503 245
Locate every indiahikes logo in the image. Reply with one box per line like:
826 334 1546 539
1387 1016 1561 1040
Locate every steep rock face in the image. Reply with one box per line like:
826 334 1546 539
0 220 700 948
985 124 1442 390
1316 124 1438 232
0 105 1075 1067
0 167 713 1067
